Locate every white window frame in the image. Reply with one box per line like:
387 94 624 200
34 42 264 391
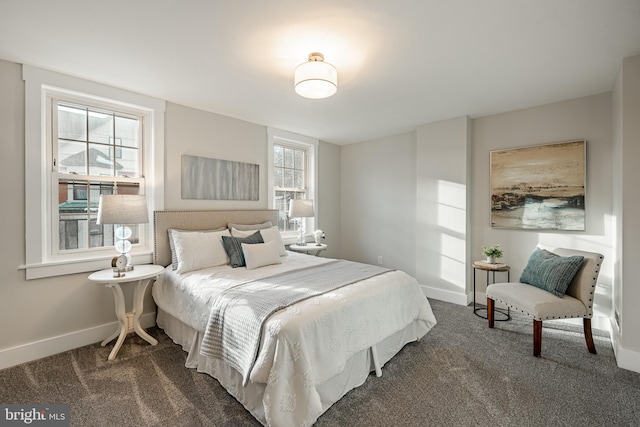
267 127 318 245
22 65 165 279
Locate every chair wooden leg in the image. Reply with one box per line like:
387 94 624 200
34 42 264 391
533 320 542 357
487 298 495 328
584 318 597 354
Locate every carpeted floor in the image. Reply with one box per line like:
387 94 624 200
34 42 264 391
1 299 639 426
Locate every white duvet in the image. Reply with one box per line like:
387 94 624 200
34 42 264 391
153 252 437 427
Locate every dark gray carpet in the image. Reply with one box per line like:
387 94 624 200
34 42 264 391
1 300 639 426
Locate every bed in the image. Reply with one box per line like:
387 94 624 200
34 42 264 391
151 209 437 427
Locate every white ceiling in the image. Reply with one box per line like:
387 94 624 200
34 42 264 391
1 0 639 145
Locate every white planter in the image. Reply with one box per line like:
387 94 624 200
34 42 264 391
486 256 496 264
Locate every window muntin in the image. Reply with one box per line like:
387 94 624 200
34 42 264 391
55 102 140 178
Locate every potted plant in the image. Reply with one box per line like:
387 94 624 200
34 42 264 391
482 244 503 264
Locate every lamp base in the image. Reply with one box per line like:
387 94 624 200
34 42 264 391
296 221 306 246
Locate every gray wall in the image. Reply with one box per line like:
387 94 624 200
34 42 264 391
340 94 613 319
318 140 341 259
416 117 470 304
0 60 127 368
339 92 625 361
470 93 613 330
164 102 268 210
612 54 640 364
0 59 341 368
340 132 417 275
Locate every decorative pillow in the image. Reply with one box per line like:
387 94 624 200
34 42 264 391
168 227 227 270
519 248 584 297
232 226 287 256
242 240 283 270
221 231 264 268
227 221 272 232
171 229 231 274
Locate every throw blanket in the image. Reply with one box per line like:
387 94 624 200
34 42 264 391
199 259 391 384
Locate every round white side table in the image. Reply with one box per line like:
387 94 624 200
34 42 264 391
289 243 328 256
88 264 164 360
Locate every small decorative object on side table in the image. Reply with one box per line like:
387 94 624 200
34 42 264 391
88 264 164 360
481 244 503 264
313 229 325 246
472 261 511 321
289 243 327 256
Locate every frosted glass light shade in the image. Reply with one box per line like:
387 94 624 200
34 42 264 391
294 53 337 99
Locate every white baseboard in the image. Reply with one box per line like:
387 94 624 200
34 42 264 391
610 318 640 374
0 312 157 371
421 284 468 306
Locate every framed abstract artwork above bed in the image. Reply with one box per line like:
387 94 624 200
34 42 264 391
181 155 259 200
490 140 586 231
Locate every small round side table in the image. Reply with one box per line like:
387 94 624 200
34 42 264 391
289 243 327 256
88 264 164 360
472 261 511 321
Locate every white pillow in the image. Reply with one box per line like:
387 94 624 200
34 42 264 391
227 221 272 231
168 227 227 270
242 240 282 270
232 225 287 256
171 229 231 274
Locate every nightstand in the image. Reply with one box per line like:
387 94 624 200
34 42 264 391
289 243 327 256
88 264 164 360
472 261 511 321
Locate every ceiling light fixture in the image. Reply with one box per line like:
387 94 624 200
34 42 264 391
294 52 337 99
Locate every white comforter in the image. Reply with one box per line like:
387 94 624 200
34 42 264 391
153 252 437 427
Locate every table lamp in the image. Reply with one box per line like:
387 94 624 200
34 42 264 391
288 199 314 246
97 194 148 276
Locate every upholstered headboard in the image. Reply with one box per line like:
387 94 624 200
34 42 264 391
153 209 279 267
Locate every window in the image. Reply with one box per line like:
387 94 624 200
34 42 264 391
23 65 165 279
54 101 144 253
267 128 318 241
273 143 308 233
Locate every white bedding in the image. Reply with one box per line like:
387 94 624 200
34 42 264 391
152 251 437 427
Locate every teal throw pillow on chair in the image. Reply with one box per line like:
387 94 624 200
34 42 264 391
520 248 584 297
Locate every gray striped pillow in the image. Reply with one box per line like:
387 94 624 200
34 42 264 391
221 231 264 268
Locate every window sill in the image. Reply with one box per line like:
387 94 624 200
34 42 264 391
282 234 313 246
20 251 154 280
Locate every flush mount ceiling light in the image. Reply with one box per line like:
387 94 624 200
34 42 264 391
294 52 338 99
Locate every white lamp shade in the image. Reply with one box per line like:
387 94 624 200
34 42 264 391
288 199 315 218
294 59 337 99
97 194 149 225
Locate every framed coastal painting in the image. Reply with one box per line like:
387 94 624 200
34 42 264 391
490 140 585 231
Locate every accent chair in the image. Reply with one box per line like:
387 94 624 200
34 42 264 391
486 247 604 357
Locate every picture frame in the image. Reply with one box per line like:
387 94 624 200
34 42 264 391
181 155 259 201
490 140 586 230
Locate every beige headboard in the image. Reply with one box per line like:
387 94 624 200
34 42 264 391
153 209 279 267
